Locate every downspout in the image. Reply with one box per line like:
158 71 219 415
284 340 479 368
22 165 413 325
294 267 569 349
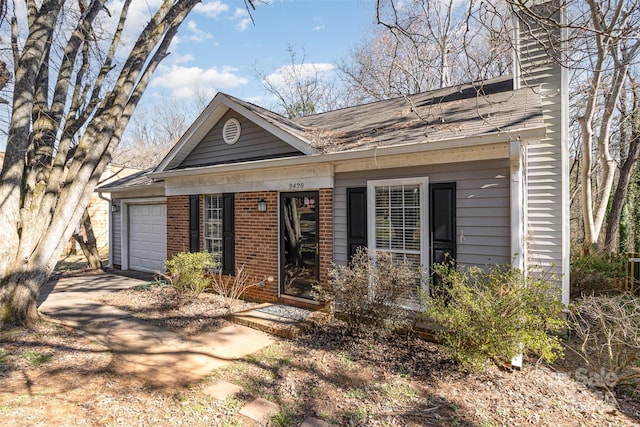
510 139 526 274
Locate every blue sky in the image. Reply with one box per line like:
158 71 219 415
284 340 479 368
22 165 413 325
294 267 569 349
146 0 378 107
0 0 379 150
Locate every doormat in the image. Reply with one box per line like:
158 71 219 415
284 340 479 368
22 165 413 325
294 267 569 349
255 304 312 322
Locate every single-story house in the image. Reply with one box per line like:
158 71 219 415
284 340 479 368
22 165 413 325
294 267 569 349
100 2 570 308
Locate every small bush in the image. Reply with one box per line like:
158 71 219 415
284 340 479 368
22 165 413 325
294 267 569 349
567 294 640 389
209 265 272 313
313 247 417 335
425 262 567 372
571 253 628 299
161 252 216 302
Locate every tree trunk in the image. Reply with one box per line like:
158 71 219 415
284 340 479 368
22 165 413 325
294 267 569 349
605 139 640 252
72 208 103 270
0 269 49 326
0 0 204 328
605 78 640 252
283 199 303 267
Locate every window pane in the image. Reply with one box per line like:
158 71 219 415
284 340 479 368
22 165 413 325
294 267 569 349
204 194 223 262
375 187 389 207
372 182 424 303
404 185 420 206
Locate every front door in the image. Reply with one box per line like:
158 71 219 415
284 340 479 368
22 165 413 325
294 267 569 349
280 191 319 299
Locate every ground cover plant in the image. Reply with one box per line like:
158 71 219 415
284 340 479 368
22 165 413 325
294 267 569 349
570 253 630 299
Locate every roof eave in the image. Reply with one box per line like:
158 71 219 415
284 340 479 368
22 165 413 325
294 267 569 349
96 181 165 194
151 125 546 180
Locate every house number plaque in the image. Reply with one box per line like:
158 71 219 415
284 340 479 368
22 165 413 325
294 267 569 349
288 182 305 190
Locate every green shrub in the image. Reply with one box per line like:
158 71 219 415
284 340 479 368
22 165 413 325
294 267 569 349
313 247 417 335
425 262 567 372
570 253 628 299
161 252 216 301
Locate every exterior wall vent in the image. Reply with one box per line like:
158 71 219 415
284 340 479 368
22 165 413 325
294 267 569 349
222 118 241 145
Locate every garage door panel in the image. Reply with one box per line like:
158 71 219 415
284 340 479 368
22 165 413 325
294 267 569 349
129 204 166 273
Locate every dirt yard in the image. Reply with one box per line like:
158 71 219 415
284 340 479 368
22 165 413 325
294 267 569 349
1 281 639 426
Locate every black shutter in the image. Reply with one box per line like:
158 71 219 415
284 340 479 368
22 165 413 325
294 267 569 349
222 193 235 275
189 195 200 253
430 183 457 266
347 187 367 261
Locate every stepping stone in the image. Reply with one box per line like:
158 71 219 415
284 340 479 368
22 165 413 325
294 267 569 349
299 417 334 427
202 380 243 401
239 397 280 423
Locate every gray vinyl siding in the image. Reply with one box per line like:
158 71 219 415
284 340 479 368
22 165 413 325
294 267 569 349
333 159 511 267
517 0 568 289
112 199 122 266
179 110 302 168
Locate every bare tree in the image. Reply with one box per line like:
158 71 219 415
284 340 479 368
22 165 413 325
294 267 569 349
0 0 255 326
113 96 201 169
340 0 512 103
257 46 343 118
556 0 640 253
367 0 640 254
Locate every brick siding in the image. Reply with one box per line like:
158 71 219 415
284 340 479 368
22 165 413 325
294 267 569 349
168 189 334 307
167 195 190 258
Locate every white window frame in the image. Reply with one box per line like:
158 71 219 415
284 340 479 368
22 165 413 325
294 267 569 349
367 177 429 298
203 194 223 264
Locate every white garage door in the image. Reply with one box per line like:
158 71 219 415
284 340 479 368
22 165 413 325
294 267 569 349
128 204 167 273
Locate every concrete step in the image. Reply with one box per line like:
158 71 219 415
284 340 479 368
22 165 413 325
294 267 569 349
228 303 327 338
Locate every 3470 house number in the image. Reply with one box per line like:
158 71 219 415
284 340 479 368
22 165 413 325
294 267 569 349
288 182 305 190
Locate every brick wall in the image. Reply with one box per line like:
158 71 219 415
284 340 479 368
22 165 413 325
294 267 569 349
235 191 280 302
318 188 333 291
167 195 190 258
170 189 334 307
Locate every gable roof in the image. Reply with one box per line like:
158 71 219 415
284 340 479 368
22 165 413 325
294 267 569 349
157 93 320 172
156 75 544 174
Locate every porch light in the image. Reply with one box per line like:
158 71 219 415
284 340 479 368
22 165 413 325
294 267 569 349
257 199 267 212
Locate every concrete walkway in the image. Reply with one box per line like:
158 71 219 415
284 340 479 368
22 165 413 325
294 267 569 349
37 271 273 387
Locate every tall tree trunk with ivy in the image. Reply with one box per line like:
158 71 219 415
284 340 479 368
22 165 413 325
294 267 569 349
605 77 640 252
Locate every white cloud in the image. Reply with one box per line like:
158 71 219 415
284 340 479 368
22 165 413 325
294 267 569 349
264 63 335 87
186 20 214 42
172 53 195 65
195 1 230 18
152 65 248 99
231 8 253 31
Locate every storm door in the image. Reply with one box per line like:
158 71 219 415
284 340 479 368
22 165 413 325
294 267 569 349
280 192 319 299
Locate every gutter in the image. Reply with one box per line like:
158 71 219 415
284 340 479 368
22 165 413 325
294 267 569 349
97 181 165 194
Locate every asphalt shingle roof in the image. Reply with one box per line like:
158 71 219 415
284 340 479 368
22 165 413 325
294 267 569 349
229 75 544 154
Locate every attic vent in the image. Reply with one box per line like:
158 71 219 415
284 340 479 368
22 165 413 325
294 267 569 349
222 118 241 144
